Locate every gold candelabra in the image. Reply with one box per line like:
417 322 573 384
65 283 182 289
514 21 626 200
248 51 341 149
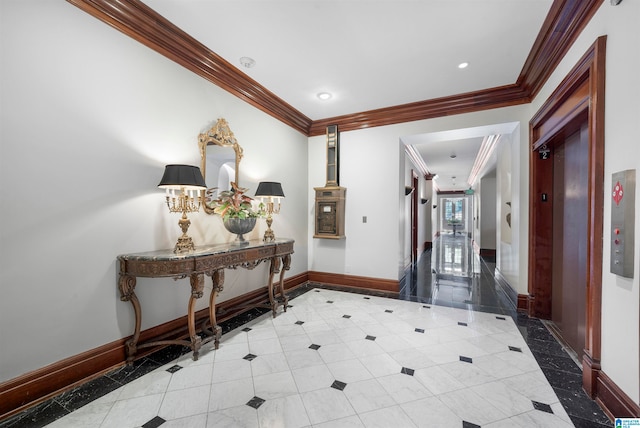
164 188 202 253
255 181 285 242
158 164 207 253
262 198 281 242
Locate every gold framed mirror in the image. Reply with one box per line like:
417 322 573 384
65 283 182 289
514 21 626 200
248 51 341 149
198 118 244 214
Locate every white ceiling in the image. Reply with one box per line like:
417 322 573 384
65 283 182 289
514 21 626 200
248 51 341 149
141 0 553 191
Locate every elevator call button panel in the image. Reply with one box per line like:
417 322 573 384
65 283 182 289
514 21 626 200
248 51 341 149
610 169 635 278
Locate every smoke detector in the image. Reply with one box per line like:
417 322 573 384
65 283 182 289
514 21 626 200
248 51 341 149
239 57 255 68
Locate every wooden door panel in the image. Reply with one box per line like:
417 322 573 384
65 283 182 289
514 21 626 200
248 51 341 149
552 143 565 331
552 124 588 358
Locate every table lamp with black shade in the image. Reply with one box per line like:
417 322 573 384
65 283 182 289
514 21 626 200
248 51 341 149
255 181 285 242
158 164 207 253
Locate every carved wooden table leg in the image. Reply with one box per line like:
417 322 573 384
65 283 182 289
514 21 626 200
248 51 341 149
188 273 204 360
208 269 224 349
278 254 291 311
267 256 281 317
118 273 140 365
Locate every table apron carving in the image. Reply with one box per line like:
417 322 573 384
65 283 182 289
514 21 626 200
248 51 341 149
117 239 294 363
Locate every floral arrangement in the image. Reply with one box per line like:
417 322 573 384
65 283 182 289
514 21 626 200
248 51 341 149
205 182 264 221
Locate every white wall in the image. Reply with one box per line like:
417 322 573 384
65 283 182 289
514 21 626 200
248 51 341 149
422 179 434 247
0 1 308 382
308 127 402 280
307 107 530 287
402 155 413 269
432 185 441 240
495 131 520 287
480 176 497 250
307 105 530 285
529 0 640 404
402 152 432 265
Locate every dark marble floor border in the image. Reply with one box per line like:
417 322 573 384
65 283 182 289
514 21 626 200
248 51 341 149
517 314 612 427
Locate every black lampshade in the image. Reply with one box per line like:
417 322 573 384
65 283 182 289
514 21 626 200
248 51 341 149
255 181 285 198
158 164 206 189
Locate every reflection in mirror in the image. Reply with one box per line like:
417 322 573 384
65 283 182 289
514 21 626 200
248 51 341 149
198 118 243 214
206 147 235 192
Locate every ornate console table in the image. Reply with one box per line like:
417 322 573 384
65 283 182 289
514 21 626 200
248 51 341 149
117 238 294 363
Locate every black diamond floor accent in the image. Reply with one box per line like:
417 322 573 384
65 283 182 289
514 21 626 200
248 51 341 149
462 421 481 428
243 353 257 361
423 305 431 309
415 328 425 333
509 346 523 353
365 335 376 341
401 367 415 376
327 300 334 304
496 316 506 320
242 327 252 332
309 344 321 350
246 396 266 409
458 322 468 326
295 321 305 325
166 365 182 374
314 290 321 292
142 416 166 428
331 380 347 391
363 297 370 300
343 314 351 319
385 309 393 313
532 401 553 414
459 356 473 363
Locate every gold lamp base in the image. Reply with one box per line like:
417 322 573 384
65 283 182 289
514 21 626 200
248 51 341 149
158 164 206 254
174 212 196 253
263 215 275 242
255 182 284 242
175 235 195 253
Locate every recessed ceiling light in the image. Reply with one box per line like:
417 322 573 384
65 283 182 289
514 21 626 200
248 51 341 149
458 62 469 69
239 57 255 68
317 92 332 100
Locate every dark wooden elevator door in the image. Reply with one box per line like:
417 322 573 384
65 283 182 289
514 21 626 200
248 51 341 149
551 123 588 358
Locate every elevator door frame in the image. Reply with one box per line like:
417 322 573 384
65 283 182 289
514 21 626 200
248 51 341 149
528 36 606 398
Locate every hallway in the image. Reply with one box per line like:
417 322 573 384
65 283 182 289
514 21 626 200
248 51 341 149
400 234 516 318
0 237 613 427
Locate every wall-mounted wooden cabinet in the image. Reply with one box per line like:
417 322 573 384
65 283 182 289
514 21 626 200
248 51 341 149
314 186 346 239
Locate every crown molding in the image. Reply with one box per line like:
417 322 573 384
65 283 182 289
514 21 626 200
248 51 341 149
517 0 604 99
308 83 529 136
66 0 313 136
67 0 603 138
